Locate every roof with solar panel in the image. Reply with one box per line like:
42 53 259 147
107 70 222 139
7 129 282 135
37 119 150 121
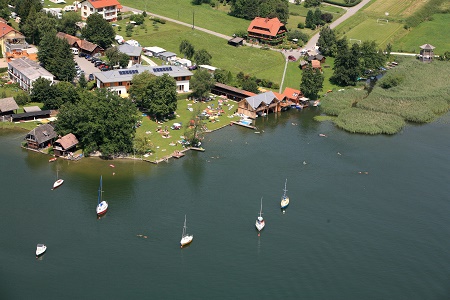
92 65 193 83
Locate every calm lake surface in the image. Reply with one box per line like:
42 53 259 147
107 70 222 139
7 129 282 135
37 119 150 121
1 109 449 300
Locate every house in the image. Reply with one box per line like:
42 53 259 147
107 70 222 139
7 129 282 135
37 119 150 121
311 60 322 71
211 83 255 102
80 0 123 22
0 97 19 116
0 19 28 57
93 64 193 95
53 133 79 157
299 60 308 69
25 124 58 150
143 46 166 57
8 57 54 91
247 17 287 45
118 44 142 65
228 37 244 47
56 32 104 56
237 91 281 119
158 51 177 62
315 54 326 63
282 87 304 106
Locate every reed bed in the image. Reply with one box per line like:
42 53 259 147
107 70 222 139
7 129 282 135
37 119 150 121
320 89 367 116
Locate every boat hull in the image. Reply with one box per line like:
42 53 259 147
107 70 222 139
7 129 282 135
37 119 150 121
36 244 47 257
96 201 108 216
281 196 289 209
255 220 265 231
52 179 64 190
180 235 193 248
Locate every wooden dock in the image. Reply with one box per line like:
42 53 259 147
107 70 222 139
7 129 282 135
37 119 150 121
230 121 257 130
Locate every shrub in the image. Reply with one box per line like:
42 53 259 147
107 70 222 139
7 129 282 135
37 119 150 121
378 74 404 89
14 92 31 106
297 22 305 29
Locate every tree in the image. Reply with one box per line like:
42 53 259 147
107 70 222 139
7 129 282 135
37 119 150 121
81 13 115 49
16 0 42 25
230 0 289 23
54 81 80 105
317 26 337 57
14 91 31 106
321 12 333 23
358 40 385 73
194 49 212 65
331 38 361 86
313 8 324 27
130 13 145 25
242 77 259 94
300 66 324 99
105 47 130 68
190 69 215 98
78 74 87 89
30 78 58 108
129 72 178 119
179 40 195 60
214 69 233 85
38 31 76 82
58 11 82 36
55 89 139 156
0 0 9 19
305 10 315 28
304 0 321 8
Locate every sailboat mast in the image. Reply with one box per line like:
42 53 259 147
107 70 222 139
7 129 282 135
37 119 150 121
259 197 263 217
98 176 103 205
283 179 288 197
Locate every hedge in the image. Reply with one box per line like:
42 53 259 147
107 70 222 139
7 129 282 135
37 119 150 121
322 0 362 7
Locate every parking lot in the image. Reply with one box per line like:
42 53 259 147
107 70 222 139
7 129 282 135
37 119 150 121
74 55 102 80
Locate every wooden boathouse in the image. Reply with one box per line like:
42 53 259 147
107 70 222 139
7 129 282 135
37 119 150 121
237 91 281 119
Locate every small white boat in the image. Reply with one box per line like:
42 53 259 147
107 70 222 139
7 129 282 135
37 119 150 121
51 169 64 190
96 176 108 216
180 215 193 248
281 179 289 209
255 197 265 232
36 244 47 257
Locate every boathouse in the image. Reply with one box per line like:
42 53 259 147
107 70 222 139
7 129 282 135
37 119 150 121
25 124 58 150
211 83 255 101
0 97 19 117
238 91 280 119
53 133 79 157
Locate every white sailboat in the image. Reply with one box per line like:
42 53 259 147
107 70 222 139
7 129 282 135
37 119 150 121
255 197 265 231
96 176 108 216
36 244 47 257
180 215 193 248
51 168 64 190
280 179 289 209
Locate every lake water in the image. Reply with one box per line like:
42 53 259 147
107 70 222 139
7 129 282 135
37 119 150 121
1 109 449 299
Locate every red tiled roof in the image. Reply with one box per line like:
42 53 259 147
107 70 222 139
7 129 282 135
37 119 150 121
77 39 104 52
56 32 80 46
247 17 285 37
282 87 301 99
0 23 18 38
273 91 285 101
55 133 79 149
87 0 121 9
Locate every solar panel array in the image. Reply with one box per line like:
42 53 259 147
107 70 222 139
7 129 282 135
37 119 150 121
153 67 173 72
118 70 139 75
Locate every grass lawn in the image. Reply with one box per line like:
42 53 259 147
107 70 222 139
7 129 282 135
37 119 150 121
135 95 241 161
115 19 286 84
393 14 450 54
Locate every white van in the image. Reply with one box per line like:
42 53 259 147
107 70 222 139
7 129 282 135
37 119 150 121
71 48 79 55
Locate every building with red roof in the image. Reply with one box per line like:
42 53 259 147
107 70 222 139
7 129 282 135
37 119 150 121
247 17 287 45
0 19 28 57
80 0 123 22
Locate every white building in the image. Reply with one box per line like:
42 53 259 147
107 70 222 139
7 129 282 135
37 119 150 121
43 8 63 19
8 57 54 91
93 65 193 95
80 0 122 22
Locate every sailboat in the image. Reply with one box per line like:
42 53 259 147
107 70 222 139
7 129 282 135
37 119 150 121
51 168 64 190
180 215 193 248
280 179 289 209
96 176 108 216
255 197 265 231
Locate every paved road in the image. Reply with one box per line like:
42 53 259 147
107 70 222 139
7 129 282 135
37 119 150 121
304 0 372 50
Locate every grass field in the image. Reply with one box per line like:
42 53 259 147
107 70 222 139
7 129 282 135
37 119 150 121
364 0 427 19
393 14 450 54
343 18 404 47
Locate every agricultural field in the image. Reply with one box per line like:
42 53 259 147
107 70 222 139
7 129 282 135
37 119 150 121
364 0 427 20
393 14 450 54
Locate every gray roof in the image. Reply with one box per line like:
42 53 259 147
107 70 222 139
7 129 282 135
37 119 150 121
158 51 177 58
244 91 277 109
0 97 19 112
118 44 143 57
23 106 42 113
8 57 54 81
94 65 193 83
25 123 57 144
420 44 435 50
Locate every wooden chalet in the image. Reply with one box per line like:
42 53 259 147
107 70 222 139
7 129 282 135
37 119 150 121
0 97 19 116
25 124 58 150
282 87 303 106
56 32 104 56
211 83 255 102
247 17 287 45
238 91 281 119
53 133 79 157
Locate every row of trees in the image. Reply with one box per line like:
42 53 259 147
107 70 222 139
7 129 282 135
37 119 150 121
305 8 333 29
229 0 289 23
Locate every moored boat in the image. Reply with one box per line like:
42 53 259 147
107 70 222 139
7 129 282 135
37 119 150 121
96 176 108 216
180 215 193 248
281 179 289 209
36 244 47 257
255 197 265 232
51 169 64 190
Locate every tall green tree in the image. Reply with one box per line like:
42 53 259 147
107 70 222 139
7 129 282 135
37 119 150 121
230 0 289 23
58 11 82 36
179 40 195 60
0 0 9 19
129 72 178 119
20 6 39 44
194 49 212 65
300 66 324 99
359 40 386 73
214 69 233 85
331 38 361 86
242 77 259 94
317 26 337 57
30 78 58 108
81 13 115 49
190 69 215 98
305 10 315 29
55 89 139 156
15 0 42 25
105 47 130 68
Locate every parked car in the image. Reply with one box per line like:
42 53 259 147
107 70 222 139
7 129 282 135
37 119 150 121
94 61 104 67
78 52 87 58
85 54 91 60
88 74 94 81
100 67 109 71
288 55 297 62
188 65 197 71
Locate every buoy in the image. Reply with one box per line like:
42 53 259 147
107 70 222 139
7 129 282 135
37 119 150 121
258 233 260 237
283 210 285 214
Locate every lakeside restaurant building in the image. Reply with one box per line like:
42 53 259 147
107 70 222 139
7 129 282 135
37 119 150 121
238 91 281 119
93 65 193 95
247 17 287 45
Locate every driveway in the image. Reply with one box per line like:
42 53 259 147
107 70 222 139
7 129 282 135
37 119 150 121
74 55 101 79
